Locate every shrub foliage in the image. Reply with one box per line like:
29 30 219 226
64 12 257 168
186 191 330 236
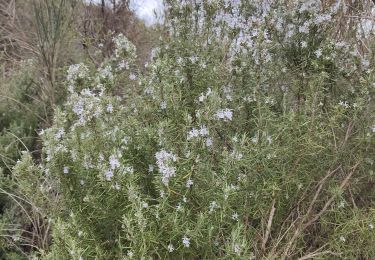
2 0 375 259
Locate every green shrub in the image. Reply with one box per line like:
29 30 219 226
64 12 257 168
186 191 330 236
7 0 375 259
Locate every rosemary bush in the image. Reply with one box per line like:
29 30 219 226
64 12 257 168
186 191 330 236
6 0 375 259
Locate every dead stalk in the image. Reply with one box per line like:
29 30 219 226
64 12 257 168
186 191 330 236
262 198 276 251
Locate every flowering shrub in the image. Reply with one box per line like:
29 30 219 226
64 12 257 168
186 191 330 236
7 0 375 259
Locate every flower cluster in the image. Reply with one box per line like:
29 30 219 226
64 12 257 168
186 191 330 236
187 125 209 140
113 33 137 60
215 108 233 121
67 63 90 92
155 150 177 185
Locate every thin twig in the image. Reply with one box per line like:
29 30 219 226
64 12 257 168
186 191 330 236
262 198 276 251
